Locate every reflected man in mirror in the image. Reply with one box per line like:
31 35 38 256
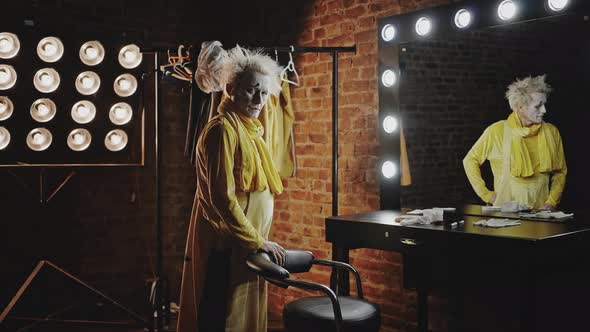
463 75 566 210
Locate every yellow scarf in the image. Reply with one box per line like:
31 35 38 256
218 99 283 194
507 112 564 177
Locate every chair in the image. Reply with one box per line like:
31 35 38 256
246 250 380 332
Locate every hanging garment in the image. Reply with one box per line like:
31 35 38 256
463 112 567 209
259 80 296 178
185 83 211 166
400 125 412 186
177 100 282 332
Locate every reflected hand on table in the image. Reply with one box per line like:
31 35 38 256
489 192 497 205
543 203 555 211
261 240 286 266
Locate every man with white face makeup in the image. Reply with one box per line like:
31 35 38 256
463 75 567 210
177 45 286 332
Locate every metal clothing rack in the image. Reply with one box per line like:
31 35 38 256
141 44 356 331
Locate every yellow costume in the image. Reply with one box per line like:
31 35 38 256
177 99 283 332
259 80 296 178
463 113 566 209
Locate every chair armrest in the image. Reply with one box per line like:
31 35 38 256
313 259 364 299
246 252 290 279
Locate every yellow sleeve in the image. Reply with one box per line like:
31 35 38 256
201 121 264 250
463 127 495 203
546 130 567 207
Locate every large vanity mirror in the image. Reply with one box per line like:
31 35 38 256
396 13 590 210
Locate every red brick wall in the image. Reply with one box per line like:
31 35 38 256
268 1 452 331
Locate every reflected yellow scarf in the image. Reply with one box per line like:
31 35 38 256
218 99 283 194
507 112 563 177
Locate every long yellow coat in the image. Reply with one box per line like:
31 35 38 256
177 104 280 332
463 113 567 209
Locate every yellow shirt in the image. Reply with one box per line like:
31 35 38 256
463 119 567 207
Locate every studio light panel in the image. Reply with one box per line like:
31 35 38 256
0 28 144 166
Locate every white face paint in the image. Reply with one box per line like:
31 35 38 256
231 71 271 119
518 92 547 125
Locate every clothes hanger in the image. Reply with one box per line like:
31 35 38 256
280 45 300 86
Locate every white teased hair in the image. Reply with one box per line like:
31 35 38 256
505 74 552 111
224 45 283 96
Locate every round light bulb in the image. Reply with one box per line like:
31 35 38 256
77 105 89 117
110 133 122 145
0 130 4 141
118 78 131 90
40 73 54 86
43 42 57 56
114 107 127 119
454 9 472 28
124 50 136 61
0 38 12 52
82 76 94 88
498 0 517 20
383 116 399 134
381 70 397 87
548 0 569 11
382 161 397 179
85 46 98 59
0 70 8 84
36 103 49 115
73 133 85 145
33 132 46 145
0 101 6 114
415 17 432 36
381 24 396 42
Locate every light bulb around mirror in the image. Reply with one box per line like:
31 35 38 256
26 128 52 151
383 116 399 134
454 9 472 28
105 129 128 151
381 24 396 42
118 44 143 69
80 40 105 66
37 37 64 62
113 74 138 97
381 161 397 179
0 65 17 90
109 102 133 125
0 32 20 59
67 128 92 151
415 17 432 36
75 71 100 95
548 0 569 11
33 68 60 93
498 0 517 21
381 69 397 87
0 126 10 150
71 100 96 124
30 98 56 122
0 96 13 120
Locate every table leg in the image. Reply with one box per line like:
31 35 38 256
418 288 428 332
329 244 350 296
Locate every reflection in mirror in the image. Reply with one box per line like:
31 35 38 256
399 14 589 210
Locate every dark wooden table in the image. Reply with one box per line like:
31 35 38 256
326 206 590 332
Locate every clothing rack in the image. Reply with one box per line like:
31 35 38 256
141 44 356 331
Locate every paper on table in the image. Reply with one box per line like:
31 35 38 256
482 206 501 212
520 211 574 219
474 218 521 228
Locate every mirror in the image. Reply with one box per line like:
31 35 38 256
398 14 590 210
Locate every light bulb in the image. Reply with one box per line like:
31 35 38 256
110 133 122 145
82 76 94 88
43 42 57 55
0 130 4 141
40 73 54 86
498 0 517 20
118 78 131 90
73 133 85 145
77 105 89 117
454 9 472 28
33 132 46 145
0 70 9 84
85 46 98 59
416 17 432 36
0 101 6 114
382 161 397 179
36 103 49 115
124 50 136 61
383 116 398 134
114 107 127 119
381 24 396 42
0 38 12 52
381 70 397 87
548 0 569 11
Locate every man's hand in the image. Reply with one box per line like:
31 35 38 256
543 203 555 211
260 240 286 266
